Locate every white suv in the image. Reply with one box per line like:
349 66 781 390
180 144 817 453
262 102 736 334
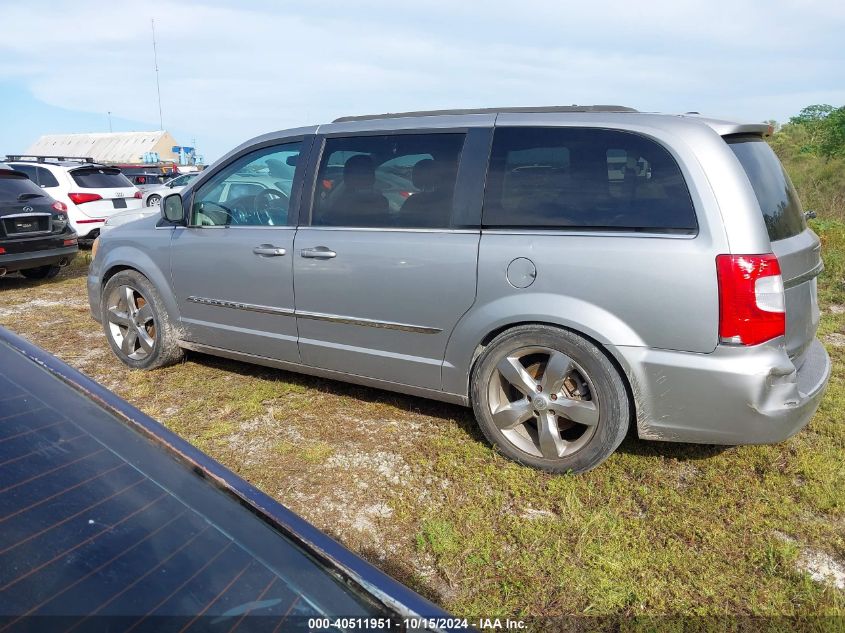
6 156 143 239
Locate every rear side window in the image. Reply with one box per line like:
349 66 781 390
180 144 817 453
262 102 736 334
312 133 465 228
35 166 59 187
11 164 37 182
726 135 806 241
12 165 59 187
70 167 133 189
0 172 46 200
483 127 697 233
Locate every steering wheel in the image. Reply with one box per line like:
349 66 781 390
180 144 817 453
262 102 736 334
252 188 289 226
254 188 288 212
197 201 239 225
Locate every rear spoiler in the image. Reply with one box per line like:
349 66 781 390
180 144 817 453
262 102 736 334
682 116 773 138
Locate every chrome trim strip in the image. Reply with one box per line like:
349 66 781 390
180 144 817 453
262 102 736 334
300 226 478 234
295 310 441 334
187 296 294 316
187 298 441 333
2 212 52 218
184 225 296 230
480 228 696 239
783 260 825 289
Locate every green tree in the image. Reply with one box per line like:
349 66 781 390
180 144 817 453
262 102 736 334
784 104 845 157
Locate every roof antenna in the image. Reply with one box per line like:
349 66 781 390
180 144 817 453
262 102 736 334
151 18 164 130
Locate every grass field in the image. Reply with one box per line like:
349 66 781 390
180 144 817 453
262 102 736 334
1 222 843 625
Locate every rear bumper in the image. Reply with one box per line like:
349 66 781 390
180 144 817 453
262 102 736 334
72 220 103 240
615 337 831 444
0 245 77 273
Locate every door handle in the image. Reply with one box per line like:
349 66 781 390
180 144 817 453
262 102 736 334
301 246 337 259
253 245 286 257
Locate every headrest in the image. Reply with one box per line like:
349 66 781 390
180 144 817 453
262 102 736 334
343 154 376 190
412 159 439 191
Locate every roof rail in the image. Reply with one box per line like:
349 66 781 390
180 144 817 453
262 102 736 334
5 155 96 164
333 105 638 123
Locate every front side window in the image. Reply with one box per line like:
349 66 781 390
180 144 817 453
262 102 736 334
191 142 302 227
170 173 196 187
483 127 697 233
312 133 465 228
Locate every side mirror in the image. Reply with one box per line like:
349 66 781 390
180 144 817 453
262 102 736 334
161 193 185 224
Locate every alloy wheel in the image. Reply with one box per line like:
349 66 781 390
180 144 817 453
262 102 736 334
106 285 157 361
486 346 600 459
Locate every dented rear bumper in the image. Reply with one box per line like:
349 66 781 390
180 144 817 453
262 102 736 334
615 337 831 444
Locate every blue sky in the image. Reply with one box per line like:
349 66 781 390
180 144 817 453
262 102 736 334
1 0 844 162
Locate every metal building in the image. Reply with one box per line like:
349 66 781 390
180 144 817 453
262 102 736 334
25 131 180 164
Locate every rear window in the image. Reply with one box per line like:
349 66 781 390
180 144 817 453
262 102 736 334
70 167 133 189
483 127 698 233
0 171 46 201
726 135 806 241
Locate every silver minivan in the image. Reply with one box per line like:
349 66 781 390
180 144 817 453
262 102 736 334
88 106 831 473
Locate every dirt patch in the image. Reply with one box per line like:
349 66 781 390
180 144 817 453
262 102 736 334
797 549 845 590
822 332 845 347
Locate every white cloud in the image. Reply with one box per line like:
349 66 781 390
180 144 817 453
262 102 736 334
1 0 843 159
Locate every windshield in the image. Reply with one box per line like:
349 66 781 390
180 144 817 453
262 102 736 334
726 135 806 241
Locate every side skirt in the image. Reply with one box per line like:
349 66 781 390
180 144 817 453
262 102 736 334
177 340 470 407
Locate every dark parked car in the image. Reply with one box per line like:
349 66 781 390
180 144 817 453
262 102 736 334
0 164 78 279
0 326 467 631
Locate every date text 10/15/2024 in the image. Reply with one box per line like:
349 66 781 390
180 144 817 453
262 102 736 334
307 617 527 630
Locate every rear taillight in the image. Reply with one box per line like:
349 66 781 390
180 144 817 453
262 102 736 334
68 192 103 205
52 200 67 212
716 254 785 346
133 190 142 199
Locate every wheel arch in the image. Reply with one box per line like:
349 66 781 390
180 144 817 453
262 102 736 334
453 319 637 434
98 248 181 326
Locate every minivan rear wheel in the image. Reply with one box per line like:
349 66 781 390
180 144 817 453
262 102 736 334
101 270 184 370
471 325 629 473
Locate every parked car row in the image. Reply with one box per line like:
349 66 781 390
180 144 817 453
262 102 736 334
89 106 831 474
0 156 204 282
4 155 143 241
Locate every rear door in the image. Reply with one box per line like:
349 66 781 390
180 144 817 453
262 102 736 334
67 166 142 218
169 138 311 362
726 135 822 364
292 128 489 390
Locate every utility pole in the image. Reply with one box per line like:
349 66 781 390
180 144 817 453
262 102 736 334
107 111 113 133
151 18 164 130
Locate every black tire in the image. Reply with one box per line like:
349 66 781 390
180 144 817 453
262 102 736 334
146 194 161 207
20 265 61 280
101 270 184 370
470 325 629 474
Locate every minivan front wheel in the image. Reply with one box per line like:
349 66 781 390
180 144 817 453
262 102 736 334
471 325 629 473
101 270 183 370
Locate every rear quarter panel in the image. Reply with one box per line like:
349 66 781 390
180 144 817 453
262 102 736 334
442 115 735 396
